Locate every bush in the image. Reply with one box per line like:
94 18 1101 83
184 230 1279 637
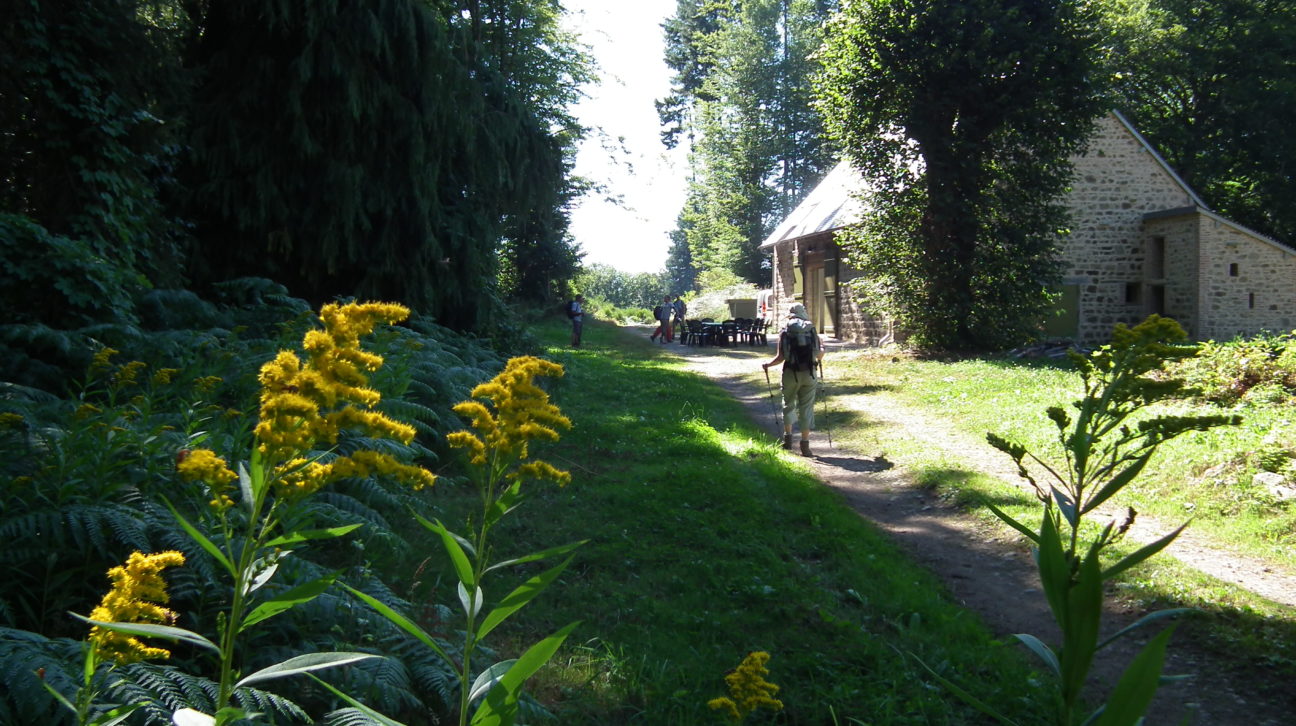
1171 332 1296 405
687 282 761 321
583 297 653 325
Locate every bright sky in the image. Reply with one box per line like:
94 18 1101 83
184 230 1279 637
562 0 689 274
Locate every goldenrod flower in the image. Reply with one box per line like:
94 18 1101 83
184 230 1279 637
152 368 180 385
90 347 118 372
707 652 783 723
448 357 571 482
88 551 186 664
74 403 101 420
194 376 223 394
245 301 433 497
177 449 238 511
114 360 147 386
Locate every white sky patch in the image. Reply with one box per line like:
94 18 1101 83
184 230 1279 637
563 0 689 274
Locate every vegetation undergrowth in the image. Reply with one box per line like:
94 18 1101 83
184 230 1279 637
426 318 1054 724
808 338 1296 684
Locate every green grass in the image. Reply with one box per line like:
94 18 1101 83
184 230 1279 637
799 347 1296 681
422 320 1052 724
816 349 1296 564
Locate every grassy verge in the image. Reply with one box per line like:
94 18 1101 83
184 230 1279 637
800 348 1296 681
423 320 1051 724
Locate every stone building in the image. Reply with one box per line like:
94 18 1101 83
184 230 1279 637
760 111 1296 345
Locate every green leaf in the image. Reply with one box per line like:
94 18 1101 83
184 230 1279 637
1081 452 1153 516
1012 633 1061 677
484 540 585 575
459 581 482 620
1096 608 1194 651
264 523 364 548
238 461 255 516
340 584 455 666
306 673 408 726
235 651 378 688
416 515 476 588
240 574 338 632
913 651 1021 725
470 621 580 726
40 679 76 714
1091 626 1176 726
163 498 235 577
477 554 576 641
1048 483 1079 530
1035 510 1071 626
468 660 516 703
72 614 220 653
90 702 147 726
984 500 1040 545
1102 523 1188 581
1060 550 1104 702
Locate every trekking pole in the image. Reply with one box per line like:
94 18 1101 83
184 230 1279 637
763 366 783 435
818 360 834 449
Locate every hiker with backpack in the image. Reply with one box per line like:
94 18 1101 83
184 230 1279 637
761 303 825 456
566 294 584 347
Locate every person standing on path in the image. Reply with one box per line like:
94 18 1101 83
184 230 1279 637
762 303 824 456
650 295 673 343
567 294 584 347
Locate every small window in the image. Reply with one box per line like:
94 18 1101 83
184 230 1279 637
1230 263 1240 277
1124 282 1142 304
1249 292 1256 309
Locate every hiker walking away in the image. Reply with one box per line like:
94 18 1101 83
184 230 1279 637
761 303 825 456
567 295 585 347
672 296 687 343
649 295 673 343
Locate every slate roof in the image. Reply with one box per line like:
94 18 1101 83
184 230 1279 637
759 160 864 249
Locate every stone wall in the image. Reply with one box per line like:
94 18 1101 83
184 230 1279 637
1195 215 1296 340
1141 213 1200 336
1062 113 1197 343
771 236 891 343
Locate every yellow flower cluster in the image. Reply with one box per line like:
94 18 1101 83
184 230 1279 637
152 368 180 386
252 302 434 498
277 449 435 498
447 356 571 485
0 412 23 429
707 651 783 723
114 360 147 386
90 347 119 372
177 448 239 511
88 551 186 664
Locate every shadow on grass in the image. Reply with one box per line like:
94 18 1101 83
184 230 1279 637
818 406 880 433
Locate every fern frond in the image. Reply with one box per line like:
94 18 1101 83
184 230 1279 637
0 627 81 722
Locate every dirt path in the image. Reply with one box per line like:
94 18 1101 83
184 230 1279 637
642 330 1294 725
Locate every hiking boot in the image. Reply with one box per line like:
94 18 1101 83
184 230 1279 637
800 439 812 457
782 434 793 450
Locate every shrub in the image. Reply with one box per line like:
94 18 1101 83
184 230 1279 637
1171 332 1296 404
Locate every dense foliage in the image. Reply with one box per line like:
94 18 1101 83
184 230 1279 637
1100 0 1296 245
659 0 839 289
1 0 591 339
572 264 669 309
816 0 1106 351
